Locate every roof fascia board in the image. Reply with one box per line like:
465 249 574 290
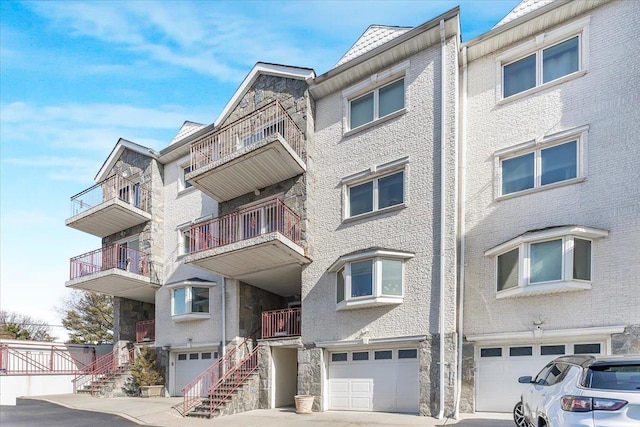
462 0 608 61
95 138 156 182
158 122 216 162
311 7 459 93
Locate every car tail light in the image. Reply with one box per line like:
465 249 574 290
561 396 628 412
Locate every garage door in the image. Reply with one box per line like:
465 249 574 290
328 348 419 413
476 342 603 412
173 350 218 396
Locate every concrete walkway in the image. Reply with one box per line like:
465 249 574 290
28 394 514 427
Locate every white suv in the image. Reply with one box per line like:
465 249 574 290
513 355 640 427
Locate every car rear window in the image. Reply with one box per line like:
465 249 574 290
584 364 640 391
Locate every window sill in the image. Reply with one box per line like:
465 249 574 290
496 280 591 299
496 177 585 202
498 70 587 105
337 296 403 311
343 203 406 223
172 313 211 322
343 108 406 138
177 186 198 197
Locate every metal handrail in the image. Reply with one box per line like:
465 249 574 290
70 174 150 217
136 320 155 343
190 100 304 174
262 308 301 339
72 346 134 395
69 243 150 280
0 342 94 375
188 198 301 254
208 345 260 416
182 330 258 415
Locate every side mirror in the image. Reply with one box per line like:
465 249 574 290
518 376 533 384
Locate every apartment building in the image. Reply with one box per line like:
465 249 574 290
460 0 640 413
63 0 639 419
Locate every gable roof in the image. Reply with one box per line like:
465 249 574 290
335 25 412 68
494 0 556 27
213 62 315 128
95 138 157 182
169 121 206 146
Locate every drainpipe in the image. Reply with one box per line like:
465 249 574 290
454 44 468 420
221 277 226 358
437 18 447 421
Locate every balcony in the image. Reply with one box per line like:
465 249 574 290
66 243 159 303
136 320 155 343
262 308 301 340
183 199 310 296
187 100 306 202
66 175 151 238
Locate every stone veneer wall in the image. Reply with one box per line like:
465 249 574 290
459 341 475 413
238 282 286 338
612 325 640 354
297 346 322 411
113 297 155 343
419 334 458 417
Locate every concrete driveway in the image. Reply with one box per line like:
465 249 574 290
24 394 514 427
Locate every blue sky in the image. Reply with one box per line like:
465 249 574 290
0 0 520 340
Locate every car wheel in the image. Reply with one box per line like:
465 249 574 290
513 402 531 427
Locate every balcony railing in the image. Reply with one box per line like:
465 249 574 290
262 308 301 339
136 320 155 343
190 100 304 173
0 342 95 375
69 243 150 280
188 198 301 253
70 174 150 217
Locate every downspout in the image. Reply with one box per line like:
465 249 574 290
437 18 447 421
454 44 468 420
221 277 226 358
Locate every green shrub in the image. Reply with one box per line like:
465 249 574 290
131 346 164 387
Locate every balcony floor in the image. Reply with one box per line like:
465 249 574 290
188 135 305 202
66 199 151 238
184 232 310 296
66 269 159 303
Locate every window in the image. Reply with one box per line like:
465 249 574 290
398 349 417 359
349 78 405 130
486 226 607 299
183 165 192 189
375 350 392 360
331 353 348 362
574 343 601 354
352 351 369 361
541 345 565 356
501 140 578 196
177 354 187 361
480 348 502 358
179 228 191 255
330 249 413 310
503 35 581 98
510 346 533 357
189 353 199 360
171 285 211 320
347 171 404 218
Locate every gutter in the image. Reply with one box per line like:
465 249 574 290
437 18 447 421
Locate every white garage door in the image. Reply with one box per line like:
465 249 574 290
173 350 218 396
328 348 419 413
476 342 603 412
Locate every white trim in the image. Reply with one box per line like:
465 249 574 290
466 326 626 344
341 61 410 98
171 313 211 322
493 125 589 158
95 138 157 182
485 225 608 257
165 280 217 289
341 157 409 185
214 63 315 128
317 335 426 348
328 249 414 272
342 165 408 221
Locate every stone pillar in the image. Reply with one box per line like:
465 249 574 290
258 345 272 409
459 341 475 413
612 325 640 354
297 346 323 411
419 333 458 417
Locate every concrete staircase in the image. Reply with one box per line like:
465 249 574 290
185 371 260 419
76 365 132 397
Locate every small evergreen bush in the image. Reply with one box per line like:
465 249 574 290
131 346 164 388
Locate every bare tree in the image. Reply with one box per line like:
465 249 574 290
0 310 56 341
59 291 113 344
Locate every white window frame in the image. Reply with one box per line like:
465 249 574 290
341 157 409 221
495 125 588 199
178 160 195 193
496 16 590 102
485 225 608 299
329 249 414 311
343 61 409 135
167 280 215 322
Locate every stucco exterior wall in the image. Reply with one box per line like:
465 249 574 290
463 0 640 337
155 154 224 349
304 39 459 345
